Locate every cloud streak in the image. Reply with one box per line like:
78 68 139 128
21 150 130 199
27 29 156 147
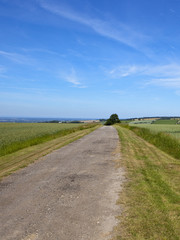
108 63 180 88
20 47 60 56
0 50 35 65
60 68 86 88
149 78 180 88
39 0 148 51
64 68 80 85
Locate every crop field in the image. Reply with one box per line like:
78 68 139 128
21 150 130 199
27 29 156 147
129 123 180 140
153 119 178 124
130 120 154 124
0 124 100 180
0 122 89 156
130 119 179 125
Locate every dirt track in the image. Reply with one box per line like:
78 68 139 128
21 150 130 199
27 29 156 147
0 126 124 240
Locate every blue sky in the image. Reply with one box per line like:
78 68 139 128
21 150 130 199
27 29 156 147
0 0 180 118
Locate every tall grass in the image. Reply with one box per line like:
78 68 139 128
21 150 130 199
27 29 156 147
0 123 98 157
121 124 180 160
129 123 180 140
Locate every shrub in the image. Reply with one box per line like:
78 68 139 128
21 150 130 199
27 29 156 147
105 114 121 125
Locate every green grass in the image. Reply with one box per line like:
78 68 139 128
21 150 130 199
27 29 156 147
129 123 180 141
153 119 178 124
121 120 132 124
0 125 100 180
122 124 180 160
114 125 180 240
129 120 155 125
0 123 99 156
130 120 154 125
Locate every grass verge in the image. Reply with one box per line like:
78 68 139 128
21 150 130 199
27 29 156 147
114 125 180 240
121 124 180 160
0 125 100 180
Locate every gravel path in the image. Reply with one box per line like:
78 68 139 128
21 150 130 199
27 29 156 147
0 126 124 240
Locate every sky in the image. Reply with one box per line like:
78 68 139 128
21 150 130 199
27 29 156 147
0 0 180 119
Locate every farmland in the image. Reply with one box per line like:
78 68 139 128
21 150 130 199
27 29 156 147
129 123 180 141
0 122 98 157
0 123 100 179
153 119 178 124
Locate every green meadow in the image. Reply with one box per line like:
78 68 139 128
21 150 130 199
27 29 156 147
129 123 180 141
0 122 96 157
153 119 178 124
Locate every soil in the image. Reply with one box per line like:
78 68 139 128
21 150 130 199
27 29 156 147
0 126 125 240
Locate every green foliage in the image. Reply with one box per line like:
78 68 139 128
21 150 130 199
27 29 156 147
105 113 121 125
43 120 60 123
99 119 107 122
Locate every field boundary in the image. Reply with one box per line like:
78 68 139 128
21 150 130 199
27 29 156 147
0 125 100 180
120 124 180 160
0 123 99 157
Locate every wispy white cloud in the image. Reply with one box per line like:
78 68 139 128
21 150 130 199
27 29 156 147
109 65 142 78
39 0 149 51
0 50 35 65
108 63 180 88
144 64 180 78
20 48 60 56
149 78 180 88
109 63 180 78
60 68 87 88
64 68 80 85
145 64 180 88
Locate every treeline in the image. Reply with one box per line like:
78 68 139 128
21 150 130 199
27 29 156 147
122 116 180 121
40 120 82 123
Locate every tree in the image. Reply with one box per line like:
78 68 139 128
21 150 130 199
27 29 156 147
105 113 121 125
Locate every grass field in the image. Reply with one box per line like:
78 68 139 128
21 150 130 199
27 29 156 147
130 120 154 124
0 123 97 157
129 123 180 141
153 119 178 124
0 124 100 180
115 125 180 240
